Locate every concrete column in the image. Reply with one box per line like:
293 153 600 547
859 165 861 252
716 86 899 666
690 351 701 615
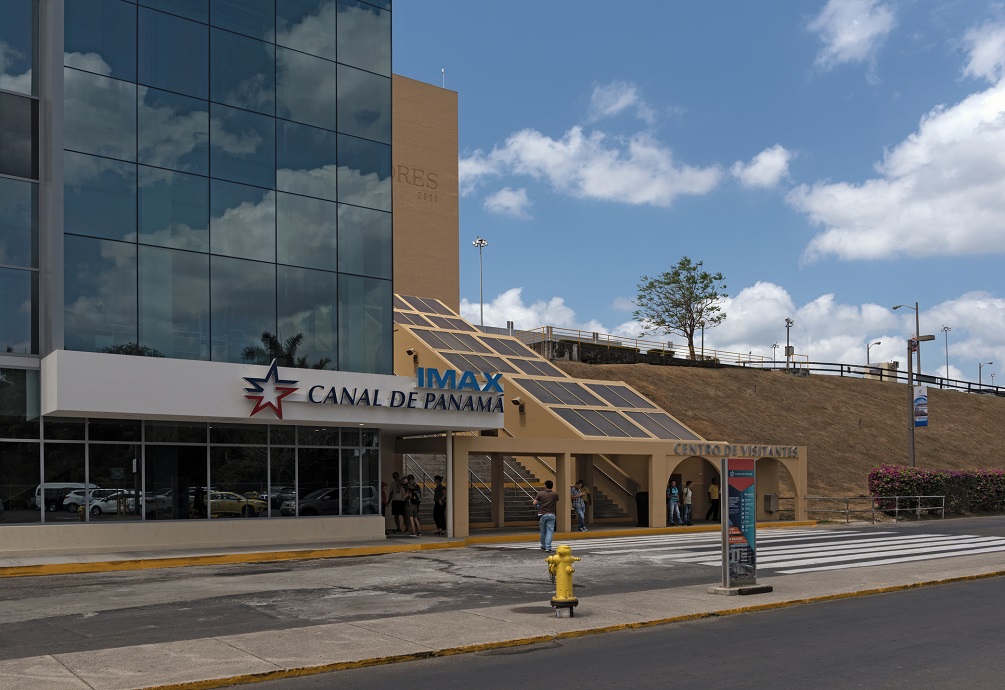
555 452 573 533
648 454 670 528
451 444 470 537
490 453 505 527
579 455 595 524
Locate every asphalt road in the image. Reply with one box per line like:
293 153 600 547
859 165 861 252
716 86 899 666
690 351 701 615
255 576 1005 689
2 516 1003 662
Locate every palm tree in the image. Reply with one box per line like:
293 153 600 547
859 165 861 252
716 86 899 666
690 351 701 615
241 332 332 370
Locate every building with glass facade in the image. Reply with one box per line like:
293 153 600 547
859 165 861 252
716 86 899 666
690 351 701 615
0 0 502 554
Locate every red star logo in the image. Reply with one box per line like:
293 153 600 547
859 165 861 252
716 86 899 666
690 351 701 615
243 360 299 418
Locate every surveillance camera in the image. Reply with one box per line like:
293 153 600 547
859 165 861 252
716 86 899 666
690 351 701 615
511 397 523 406
406 348 416 356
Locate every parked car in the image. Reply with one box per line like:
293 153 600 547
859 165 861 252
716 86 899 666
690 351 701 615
63 488 120 512
87 491 135 516
346 485 381 515
282 487 341 516
268 486 296 509
32 483 98 512
208 491 267 517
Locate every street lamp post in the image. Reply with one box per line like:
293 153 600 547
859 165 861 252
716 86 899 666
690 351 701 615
893 302 920 383
784 318 794 371
472 236 488 327
772 343 778 363
867 340 881 366
699 320 705 360
941 326 951 380
907 334 936 468
979 361 994 388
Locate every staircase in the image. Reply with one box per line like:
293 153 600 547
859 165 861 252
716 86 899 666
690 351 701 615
402 453 631 527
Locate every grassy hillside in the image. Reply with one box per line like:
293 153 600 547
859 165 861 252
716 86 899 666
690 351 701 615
555 361 1005 496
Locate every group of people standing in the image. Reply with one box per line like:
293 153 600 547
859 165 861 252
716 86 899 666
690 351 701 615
666 476 719 526
383 472 448 537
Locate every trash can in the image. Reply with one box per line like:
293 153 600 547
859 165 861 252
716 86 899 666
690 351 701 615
634 491 649 527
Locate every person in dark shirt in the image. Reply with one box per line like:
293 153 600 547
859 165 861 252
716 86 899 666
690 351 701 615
533 480 559 552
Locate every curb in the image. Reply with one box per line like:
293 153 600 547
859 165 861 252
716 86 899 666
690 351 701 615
139 567 1005 690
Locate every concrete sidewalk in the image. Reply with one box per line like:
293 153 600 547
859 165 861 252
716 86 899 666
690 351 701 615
3 525 1003 690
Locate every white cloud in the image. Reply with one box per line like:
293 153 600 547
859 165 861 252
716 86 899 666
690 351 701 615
461 284 1005 381
808 0 895 71
789 73 1005 261
730 145 794 189
963 21 1005 83
588 81 656 125
460 126 722 207
484 187 531 218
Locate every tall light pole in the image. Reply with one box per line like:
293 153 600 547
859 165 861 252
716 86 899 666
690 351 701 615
771 343 778 363
867 340 881 365
472 236 488 327
784 318 794 371
941 325 951 380
979 361 994 387
907 334 936 467
893 302 920 383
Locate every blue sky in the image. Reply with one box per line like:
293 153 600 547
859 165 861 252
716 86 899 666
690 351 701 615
393 0 1005 384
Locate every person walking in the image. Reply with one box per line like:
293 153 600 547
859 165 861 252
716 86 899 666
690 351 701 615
682 480 694 526
432 475 447 536
666 479 683 526
390 472 407 533
706 476 720 522
533 480 559 552
572 480 587 532
404 475 422 537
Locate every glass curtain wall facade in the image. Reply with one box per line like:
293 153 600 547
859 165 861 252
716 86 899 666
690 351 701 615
0 367 379 524
62 0 393 372
0 0 393 529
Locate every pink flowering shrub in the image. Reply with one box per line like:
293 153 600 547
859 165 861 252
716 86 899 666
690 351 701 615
868 465 1005 513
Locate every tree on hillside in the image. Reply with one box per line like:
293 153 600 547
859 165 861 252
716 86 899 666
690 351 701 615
633 257 727 360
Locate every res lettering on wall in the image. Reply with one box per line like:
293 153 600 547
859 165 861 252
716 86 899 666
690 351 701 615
395 164 440 203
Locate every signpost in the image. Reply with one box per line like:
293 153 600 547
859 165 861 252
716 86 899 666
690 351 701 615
721 458 757 588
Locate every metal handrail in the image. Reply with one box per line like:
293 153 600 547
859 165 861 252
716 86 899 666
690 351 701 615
502 458 538 501
789 495 946 523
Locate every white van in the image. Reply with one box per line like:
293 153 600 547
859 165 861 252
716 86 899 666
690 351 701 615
32 483 98 512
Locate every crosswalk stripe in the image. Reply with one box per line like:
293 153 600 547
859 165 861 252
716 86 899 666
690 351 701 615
475 529 1005 573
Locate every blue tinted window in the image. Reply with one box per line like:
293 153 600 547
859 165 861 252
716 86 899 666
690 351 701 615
139 167 209 251
337 204 390 279
64 235 138 353
64 152 137 242
210 179 275 261
336 65 390 143
276 46 336 130
0 0 35 95
277 192 336 271
138 7 208 99
278 265 337 370
210 103 275 188
64 68 137 162
139 0 207 23
210 28 275 115
211 0 275 41
337 0 390 76
338 274 390 374
276 0 336 61
210 255 276 364
0 93 38 179
336 134 390 211
139 245 209 360
64 0 137 81
138 87 209 175
0 178 37 268
0 268 38 355
277 120 337 201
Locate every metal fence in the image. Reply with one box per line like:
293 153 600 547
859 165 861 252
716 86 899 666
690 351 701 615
787 495 946 523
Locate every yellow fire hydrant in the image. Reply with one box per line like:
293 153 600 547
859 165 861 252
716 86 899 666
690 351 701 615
545 544 581 617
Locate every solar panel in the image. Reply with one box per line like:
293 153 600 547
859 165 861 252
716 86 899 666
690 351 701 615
553 408 604 436
586 383 656 409
479 335 537 358
624 411 699 440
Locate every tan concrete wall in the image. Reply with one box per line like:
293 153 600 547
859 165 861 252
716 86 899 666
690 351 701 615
392 75 459 311
0 517 386 556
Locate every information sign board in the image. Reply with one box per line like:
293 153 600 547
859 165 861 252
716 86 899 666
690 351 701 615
721 457 757 587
